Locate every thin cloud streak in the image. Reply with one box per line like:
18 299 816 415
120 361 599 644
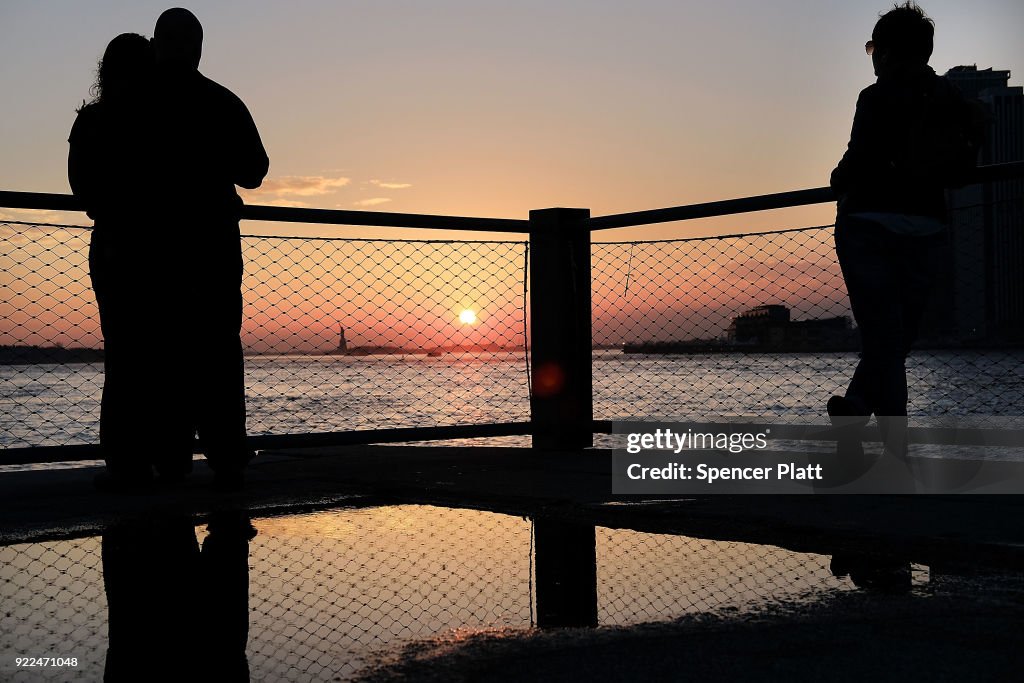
249 175 351 197
370 180 412 189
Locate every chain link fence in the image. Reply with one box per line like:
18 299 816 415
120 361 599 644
240 235 529 437
596 528 931 625
2 503 914 681
3 193 1022 452
0 222 530 449
592 195 1024 428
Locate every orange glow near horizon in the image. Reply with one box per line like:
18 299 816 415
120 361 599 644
0 223 850 353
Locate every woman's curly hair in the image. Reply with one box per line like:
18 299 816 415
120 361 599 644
86 32 154 106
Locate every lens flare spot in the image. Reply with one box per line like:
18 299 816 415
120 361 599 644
533 362 565 397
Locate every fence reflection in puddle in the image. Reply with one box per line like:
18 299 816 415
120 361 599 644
1 503 923 681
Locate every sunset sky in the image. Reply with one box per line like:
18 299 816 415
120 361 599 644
2 0 1022 242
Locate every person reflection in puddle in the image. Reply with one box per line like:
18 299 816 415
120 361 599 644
830 552 912 594
101 510 256 681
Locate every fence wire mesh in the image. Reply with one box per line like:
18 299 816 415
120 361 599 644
0 222 529 448
1 504 920 681
2 191 1022 452
240 235 529 437
595 528 931 625
592 195 1024 427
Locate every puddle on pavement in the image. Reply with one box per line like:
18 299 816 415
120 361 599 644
1 504 928 681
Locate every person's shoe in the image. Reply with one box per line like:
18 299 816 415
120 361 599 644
827 395 868 459
826 395 870 428
831 553 912 594
816 395 876 488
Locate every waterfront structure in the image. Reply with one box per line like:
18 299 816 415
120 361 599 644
727 305 790 345
727 305 854 351
623 305 854 353
932 66 1024 343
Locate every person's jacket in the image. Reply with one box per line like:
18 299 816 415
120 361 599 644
149 66 269 229
68 99 158 227
831 64 986 223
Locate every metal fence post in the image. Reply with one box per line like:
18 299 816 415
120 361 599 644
529 207 593 450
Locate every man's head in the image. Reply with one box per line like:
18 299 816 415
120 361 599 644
153 7 203 70
868 2 934 76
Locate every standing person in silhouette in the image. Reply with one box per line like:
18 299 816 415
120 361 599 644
828 2 984 459
70 33 193 489
150 7 269 489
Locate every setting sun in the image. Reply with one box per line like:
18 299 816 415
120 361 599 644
458 309 477 325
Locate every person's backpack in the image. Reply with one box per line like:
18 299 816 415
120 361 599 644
895 78 989 189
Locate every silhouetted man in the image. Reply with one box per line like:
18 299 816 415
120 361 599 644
828 2 983 459
151 8 269 487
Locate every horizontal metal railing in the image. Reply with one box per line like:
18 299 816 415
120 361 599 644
0 423 533 467
0 190 529 233
5 160 1020 234
589 161 1024 230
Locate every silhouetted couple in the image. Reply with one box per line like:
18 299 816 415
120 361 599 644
828 2 985 465
69 9 269 490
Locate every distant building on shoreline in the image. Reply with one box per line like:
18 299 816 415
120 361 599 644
924 65 1024 344
726 305 790 343
726 305 856 351
624 305 856 354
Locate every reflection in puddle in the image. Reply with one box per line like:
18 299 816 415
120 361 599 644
598 529 928 625
245 506 533 680
2 504 911 681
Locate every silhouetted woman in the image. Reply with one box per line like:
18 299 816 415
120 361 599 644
69 33 191 488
